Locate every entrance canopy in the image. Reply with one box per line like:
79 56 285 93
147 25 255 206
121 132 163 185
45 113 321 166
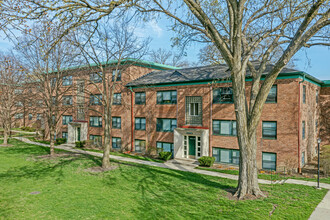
174 127 209 159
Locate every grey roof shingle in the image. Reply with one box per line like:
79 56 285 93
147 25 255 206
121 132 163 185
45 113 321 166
126 63 301 87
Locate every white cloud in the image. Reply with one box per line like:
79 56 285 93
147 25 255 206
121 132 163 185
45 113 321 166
148 19 163 38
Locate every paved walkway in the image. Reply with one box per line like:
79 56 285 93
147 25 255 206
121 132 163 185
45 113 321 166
13 137 330 219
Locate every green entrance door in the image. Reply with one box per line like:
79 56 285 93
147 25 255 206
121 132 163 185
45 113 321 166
188 136 196 156
77 127 81 141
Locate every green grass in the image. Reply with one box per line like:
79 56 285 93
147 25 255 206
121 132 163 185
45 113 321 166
79 148 165 163
196 167 330 184
0 139 327 219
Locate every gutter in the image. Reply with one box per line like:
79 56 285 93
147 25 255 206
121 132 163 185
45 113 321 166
297 74 305 173
129 87 134 152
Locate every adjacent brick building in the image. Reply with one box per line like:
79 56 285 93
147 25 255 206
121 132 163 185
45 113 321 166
17 60 330 172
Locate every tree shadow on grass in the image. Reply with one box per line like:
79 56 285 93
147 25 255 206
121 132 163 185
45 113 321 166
102 160 237 219
0 154 94 184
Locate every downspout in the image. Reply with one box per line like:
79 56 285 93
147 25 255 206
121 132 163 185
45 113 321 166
209 85 213 156
129 87 134 152
298 74 305 173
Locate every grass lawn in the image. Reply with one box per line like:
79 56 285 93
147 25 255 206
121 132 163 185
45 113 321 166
80 148 165 163
0 139 327 219
196 167 330 184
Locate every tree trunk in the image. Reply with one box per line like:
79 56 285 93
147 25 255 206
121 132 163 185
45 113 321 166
49 127 55 156
102 113 111 169
3 126 9 145
235 130 264 199
231 67 264 199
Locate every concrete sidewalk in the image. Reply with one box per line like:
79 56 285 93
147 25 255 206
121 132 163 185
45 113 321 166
309 190 330 220
14 137 330 220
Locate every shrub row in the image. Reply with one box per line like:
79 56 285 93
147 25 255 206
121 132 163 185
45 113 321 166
198 156 215 167
55 138 67 145
21 127 36 132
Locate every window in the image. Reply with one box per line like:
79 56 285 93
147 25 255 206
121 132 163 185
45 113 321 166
90 135 102 146
213 120 237 136
302 121 306 139
266 85 277 103
302 152 305 166
262 152 276 170
316 90 319 104
14 89 23 94
62 132 68 139
112 70 121 81
212 148 240 165
112 137 121 149
16 101 23 107
157 90 177 104
157 142 174 154
213 87 233 103
62 115 73 125
185 96 202 125
37 114 41 120
135 117 146 130
28 113 33 120
62 76 72 86
135 139 146 152
52 96 56 105
52 115 56 125
51 78 57 87
156 118 177 132
112 117 121 129
303 85 306 104
37 100 43 106
90 94 102 105
90 72 102 83
135 92 146 105
113 93 121 105
90 116 102 127
262 121 277 139
62 96 72 105
15 113 23 119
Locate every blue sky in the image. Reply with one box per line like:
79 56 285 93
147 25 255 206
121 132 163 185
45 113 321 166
1 18 329 80
135 17 330 80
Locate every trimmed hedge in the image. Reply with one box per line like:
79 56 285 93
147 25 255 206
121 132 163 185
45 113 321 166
159 152 172 161
75 141 86 148
198 156 215 167
55 138 67 145
21 127 36 132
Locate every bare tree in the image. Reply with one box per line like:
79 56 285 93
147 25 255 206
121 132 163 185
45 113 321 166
135 0 330 199
73 20 150 169
15 21 79 156
149 48 190 67
5 0 330 199
198 44 224 65
0 52 25 145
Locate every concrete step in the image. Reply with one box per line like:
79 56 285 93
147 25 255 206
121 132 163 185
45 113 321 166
166 158 200 167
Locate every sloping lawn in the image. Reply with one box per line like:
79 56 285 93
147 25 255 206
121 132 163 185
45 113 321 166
196 167 330 184
0 139 327 219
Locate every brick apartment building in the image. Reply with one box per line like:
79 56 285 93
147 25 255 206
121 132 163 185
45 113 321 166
16 60 329 172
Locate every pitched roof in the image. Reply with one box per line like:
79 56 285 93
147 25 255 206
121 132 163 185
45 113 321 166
126 63 303 87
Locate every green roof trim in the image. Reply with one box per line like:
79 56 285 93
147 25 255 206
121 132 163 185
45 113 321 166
128 71 328 89
57 58 179 73
322 80 330 87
